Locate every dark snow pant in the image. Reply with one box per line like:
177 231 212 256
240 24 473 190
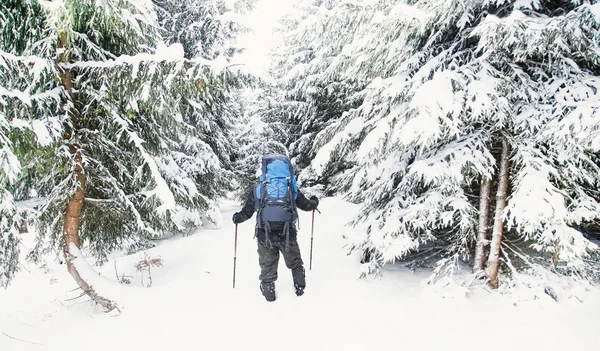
257 240 306 290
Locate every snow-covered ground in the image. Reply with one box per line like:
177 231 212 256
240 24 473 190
1 197 599 350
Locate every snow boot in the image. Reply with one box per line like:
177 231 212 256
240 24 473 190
260 281 276 302
292 266 305 296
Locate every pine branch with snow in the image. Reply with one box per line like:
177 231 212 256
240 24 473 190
231 86 290 201
293 0 600 285
153 0 255 60
1 0 256 271
266 0 375 174
474 2 600 280
0 112 22 287
0 0 66 286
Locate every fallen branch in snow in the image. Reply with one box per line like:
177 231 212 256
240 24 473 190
64 291 87 302
114 260 132 285
2 332 44 346
19 262 31 273
465 270 488 289
500 246 520 277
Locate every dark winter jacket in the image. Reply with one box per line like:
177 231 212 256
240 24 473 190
234 188 318 245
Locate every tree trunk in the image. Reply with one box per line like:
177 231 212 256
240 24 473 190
59 31 117 312
486 137 511 289
473 177 492 272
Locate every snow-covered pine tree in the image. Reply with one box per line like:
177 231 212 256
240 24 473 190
0 0 62 287
0 113 20 287
153 0 254 60
3 2 57 246
0 0 253 308
267 0 375 181
231 85 290 202
0 57 22 286
153 0 258 210
304 0 503 279
473 0 600 282
302 0 600 285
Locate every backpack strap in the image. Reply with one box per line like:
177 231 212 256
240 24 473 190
287 176 299 227
256 175 275 248
254 182 263 228
288 162 299 200
287 161 300 229
261 157 269 180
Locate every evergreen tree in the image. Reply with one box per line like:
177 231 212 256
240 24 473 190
0 118 20 287
153 0 255 60
153 0 258 208
0 0 60 287
475 0 600 282
300 0 504 278
1 0 254 307
0 65 22 286
293 0 600 285
266 0 374 180
232 84 289 202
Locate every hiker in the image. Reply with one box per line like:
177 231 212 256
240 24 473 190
232 154 319 302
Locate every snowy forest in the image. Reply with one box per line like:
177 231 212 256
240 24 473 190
1 0 600 317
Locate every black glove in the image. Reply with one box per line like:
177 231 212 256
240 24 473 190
232 212 242 224
309 196 319 209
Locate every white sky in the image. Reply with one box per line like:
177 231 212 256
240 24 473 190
235 0 296 76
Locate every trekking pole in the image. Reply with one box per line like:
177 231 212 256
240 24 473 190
309 210 315 270
233 224 238 288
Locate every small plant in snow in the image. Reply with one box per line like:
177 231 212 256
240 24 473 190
134 252 163 287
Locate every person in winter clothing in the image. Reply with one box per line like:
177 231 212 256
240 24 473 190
232 156 319 302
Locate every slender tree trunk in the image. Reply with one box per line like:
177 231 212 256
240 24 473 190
59 31 117 311
486 138 511 289
473 177 493 272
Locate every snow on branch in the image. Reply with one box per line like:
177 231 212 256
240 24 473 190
61 42 240 76
0 50 52 69
543 78 600 151
0 108 23 287
85 156 152 235
350 181 475 265
0 86 62 107
105 107 176 215
61 43 186 70
311 115 365 177
0 120 21 185
505 139 599 269
506 141 567 236
0 190 21 287
406 132 496 185
345 131 491 266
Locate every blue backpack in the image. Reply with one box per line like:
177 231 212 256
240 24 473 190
254 154 299 248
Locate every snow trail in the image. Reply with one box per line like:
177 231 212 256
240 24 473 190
1 197 599 350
